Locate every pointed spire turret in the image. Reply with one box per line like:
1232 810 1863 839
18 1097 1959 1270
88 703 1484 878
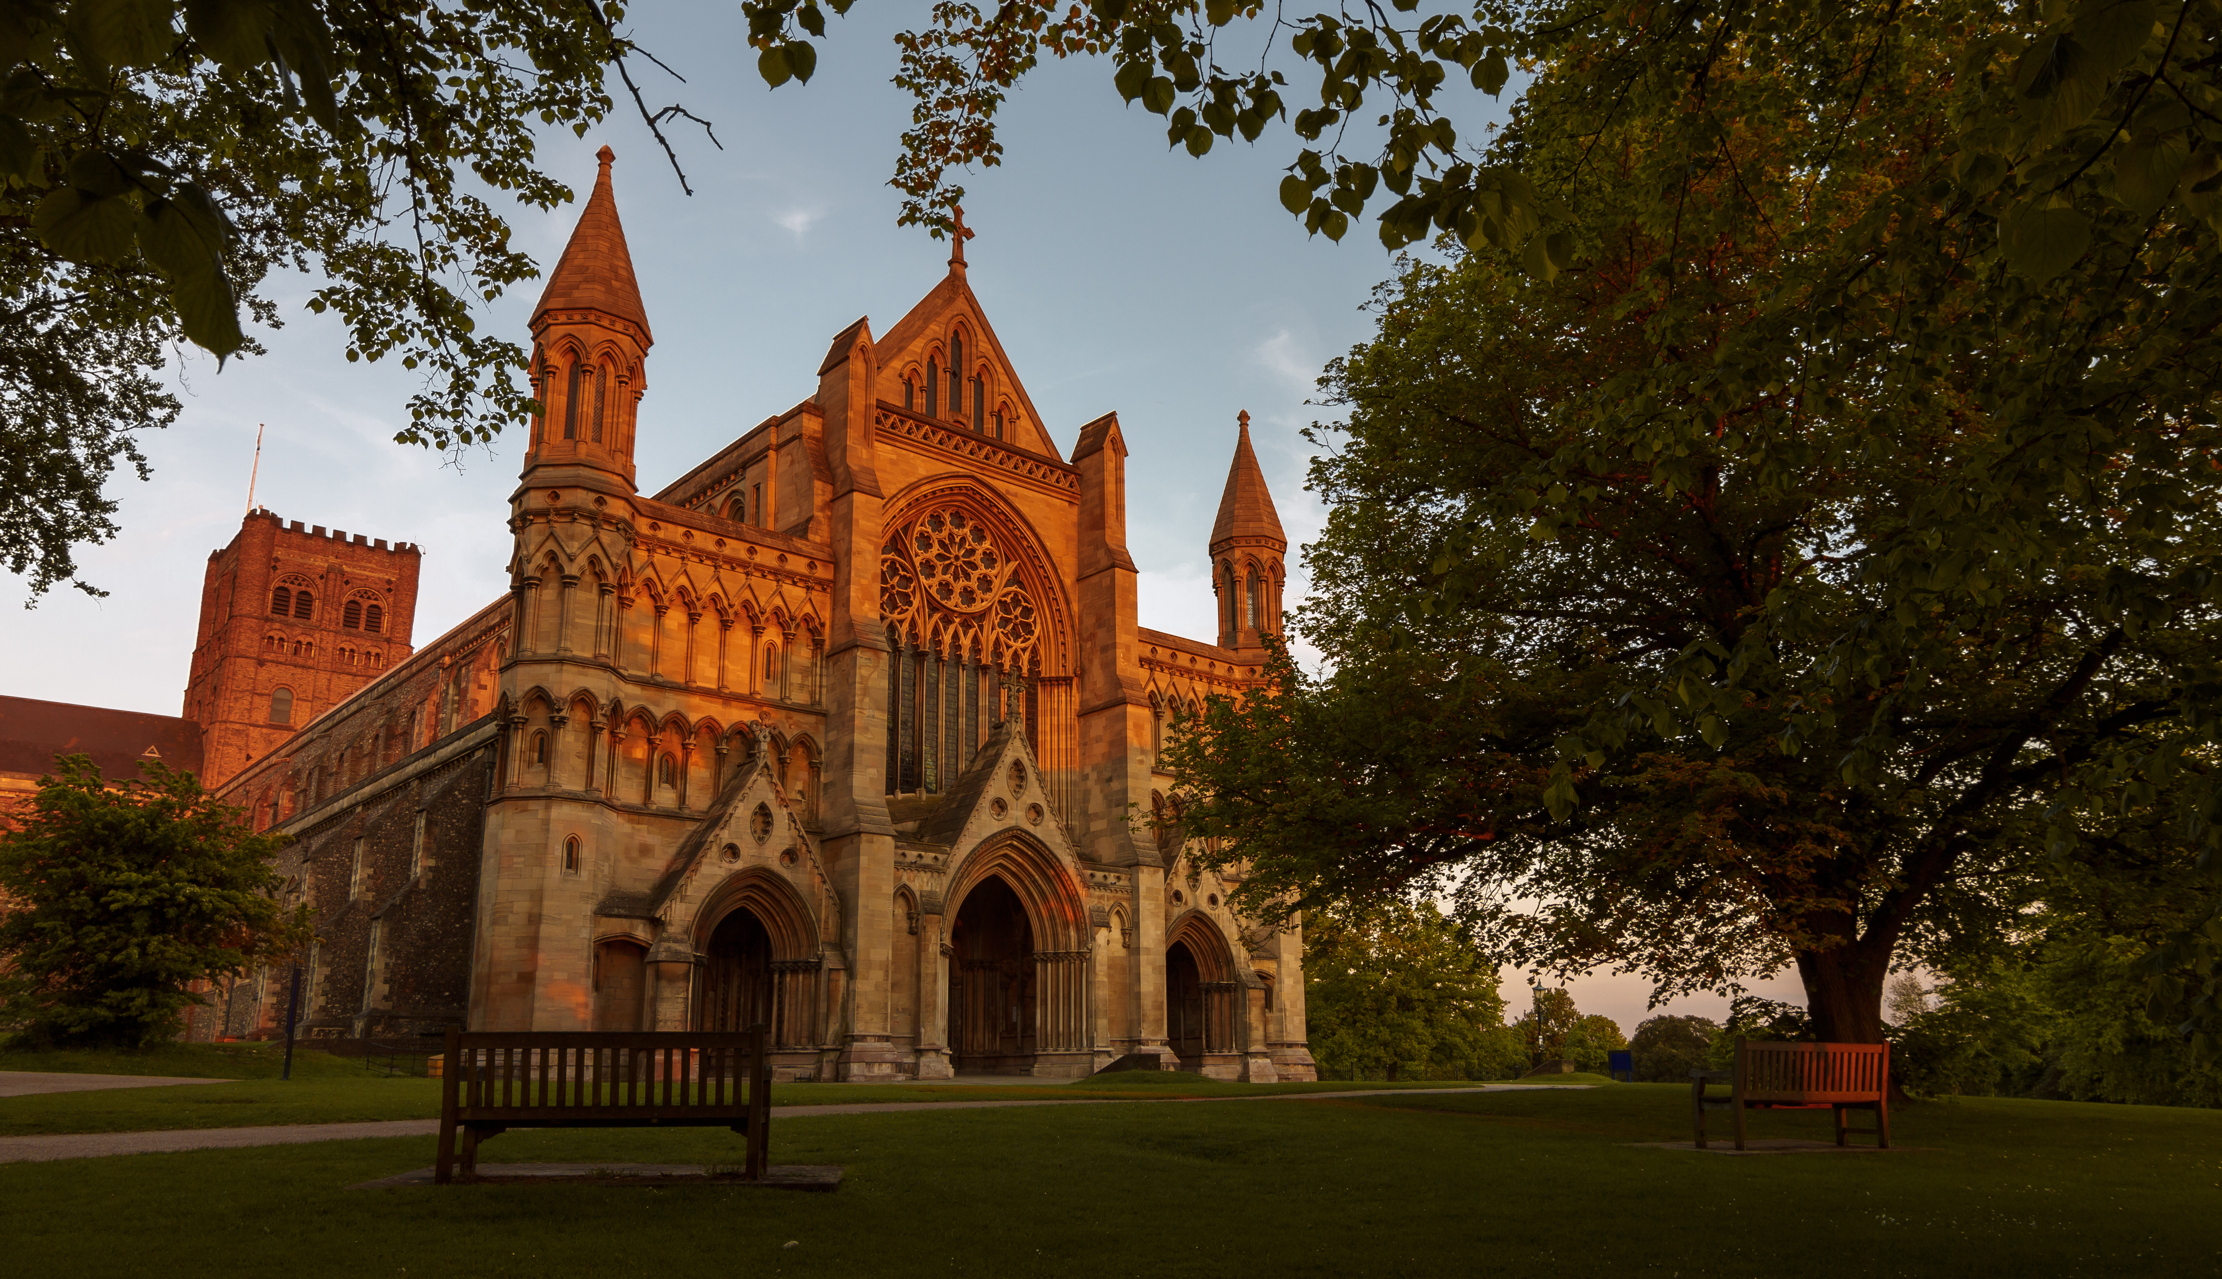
521 146 652 489
1209 411 1288 651
531 146 652 341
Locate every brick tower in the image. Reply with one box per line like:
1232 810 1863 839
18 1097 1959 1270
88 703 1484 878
1210 411 1287 653
182 510 421 787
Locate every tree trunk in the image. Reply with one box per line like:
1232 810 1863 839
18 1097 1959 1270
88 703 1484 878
1793 943 1890 1044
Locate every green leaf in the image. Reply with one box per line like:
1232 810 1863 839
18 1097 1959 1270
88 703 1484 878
786 40 817 82
1113 58 1149 103
0 114 33 181
758 44 792 88
1471 53 1507 96
31 186 138 264
1520 233 1559 281
1141 76 1174 115
1279 174 1311 214
169 261 243 357
2001 202 2092 281
2115 132 2188 214
183 0 268 71
67 0 172 70
2070 0 2157 77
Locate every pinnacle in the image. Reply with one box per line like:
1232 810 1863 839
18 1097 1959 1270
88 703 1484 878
1210 410 1286 552
531 147 653 343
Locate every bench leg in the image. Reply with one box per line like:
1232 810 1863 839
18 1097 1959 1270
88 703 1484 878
1877 1094 1891 1150
1733 1097 1747 1152
460 1126 482 1180
1692 1083 1707 1149
435 1117 456 1185
1835 1104 1849 1147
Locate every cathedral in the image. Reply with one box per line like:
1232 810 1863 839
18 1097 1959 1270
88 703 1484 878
89 149 1315 1080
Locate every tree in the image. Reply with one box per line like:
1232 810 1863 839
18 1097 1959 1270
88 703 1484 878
1628 1015 1716 1084
1 0 703 597
1508 987 1624 1072
0 755 308 1048
1302 897 1523 1081
755 0 2222 1051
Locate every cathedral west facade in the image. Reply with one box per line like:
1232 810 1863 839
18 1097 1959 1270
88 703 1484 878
174 149 1314 1080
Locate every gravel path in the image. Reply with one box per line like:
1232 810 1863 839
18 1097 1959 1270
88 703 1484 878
0 1083 1576 1165
0 1072 227 1099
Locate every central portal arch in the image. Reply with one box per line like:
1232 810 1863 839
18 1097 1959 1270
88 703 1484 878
1166 912 1239 1069
939 836 1091 1075
949 877 1034 1071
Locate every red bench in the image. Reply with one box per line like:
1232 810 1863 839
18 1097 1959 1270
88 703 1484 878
1691 1038 1890 1151
436 1028 771 1183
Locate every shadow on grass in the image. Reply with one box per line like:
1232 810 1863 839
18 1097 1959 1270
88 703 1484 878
2 1084 2212 1278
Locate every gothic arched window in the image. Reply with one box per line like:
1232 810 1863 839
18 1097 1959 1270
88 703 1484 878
563 835 581 874
293 590 314 621
926 357 939 415
592 364 609 442
564 358 582 440
531 730 548 765
904 375 916 412
971 373 985 428
950 334 964 412
343 599 363 629
271 585 292 616
658 753 677 787
269 687 294 725
364 604 383 634
1246 568 1260 630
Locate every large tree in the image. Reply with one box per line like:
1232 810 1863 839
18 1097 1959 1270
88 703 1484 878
744 0 2222 1050
0 755 308 1048
750 0 2222 1049
1 0 702 597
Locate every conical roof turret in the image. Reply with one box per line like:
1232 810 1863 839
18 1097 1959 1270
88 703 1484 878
1209 411 1286 553
531 146 652 343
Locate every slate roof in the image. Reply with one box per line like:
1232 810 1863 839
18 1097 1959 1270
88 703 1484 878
0 694 203 782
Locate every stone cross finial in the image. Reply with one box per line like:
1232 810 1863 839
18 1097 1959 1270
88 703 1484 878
949 204 976 270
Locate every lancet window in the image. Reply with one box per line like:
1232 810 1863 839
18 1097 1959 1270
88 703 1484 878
879 505 1042 796
926 358 940 415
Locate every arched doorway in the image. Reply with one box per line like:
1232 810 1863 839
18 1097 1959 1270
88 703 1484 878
1166 916 1239 1069
1167 940 1206 1060
949 877 1035 1072
696 908 773 1033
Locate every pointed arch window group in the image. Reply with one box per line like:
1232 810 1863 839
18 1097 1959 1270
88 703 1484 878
905 325 1012 442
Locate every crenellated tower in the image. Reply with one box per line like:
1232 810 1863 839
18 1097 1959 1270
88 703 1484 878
521 145 651 491
1210 411 1288 653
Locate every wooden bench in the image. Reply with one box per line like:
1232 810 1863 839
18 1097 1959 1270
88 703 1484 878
1691 1038 1890 1151
436 1028 771 1184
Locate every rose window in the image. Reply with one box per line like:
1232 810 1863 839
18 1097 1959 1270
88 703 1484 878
911 510 1000 613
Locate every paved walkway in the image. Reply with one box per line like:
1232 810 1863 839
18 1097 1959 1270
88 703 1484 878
0 1084 1574 1165
0 1072 226 1099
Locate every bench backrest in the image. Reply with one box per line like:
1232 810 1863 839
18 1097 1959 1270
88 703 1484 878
1736 1038 1889 1103
442 1029 768 1120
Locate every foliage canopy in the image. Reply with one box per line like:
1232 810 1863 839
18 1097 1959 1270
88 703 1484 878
0 0 702 597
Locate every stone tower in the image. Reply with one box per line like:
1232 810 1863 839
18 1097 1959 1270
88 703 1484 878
1210 411 1288 653
182 509 421 788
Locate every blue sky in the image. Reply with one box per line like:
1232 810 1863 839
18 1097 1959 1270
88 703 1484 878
0 4 1800 1031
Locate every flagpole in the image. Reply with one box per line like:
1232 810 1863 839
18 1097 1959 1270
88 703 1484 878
245 422 266 514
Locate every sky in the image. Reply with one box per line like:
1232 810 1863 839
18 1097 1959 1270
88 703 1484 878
0 3 1797 1033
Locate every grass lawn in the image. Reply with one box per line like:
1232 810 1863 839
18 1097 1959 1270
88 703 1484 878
0 1052 1494 1136
3 1083 2213 1277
